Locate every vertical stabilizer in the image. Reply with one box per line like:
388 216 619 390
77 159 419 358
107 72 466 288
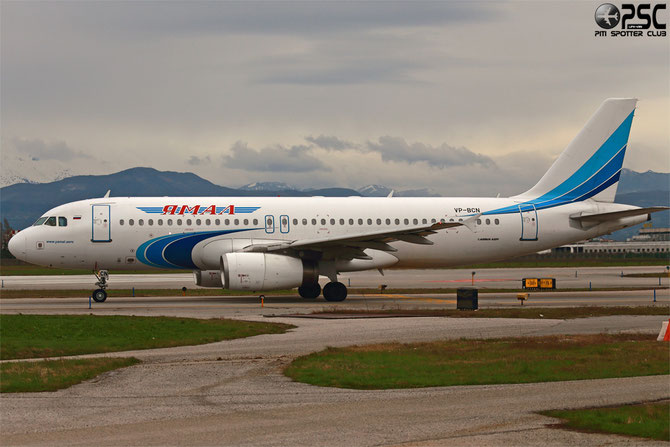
515 98 637 205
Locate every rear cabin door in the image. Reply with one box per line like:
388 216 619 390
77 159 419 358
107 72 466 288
518 204 538 241
92 205 112 242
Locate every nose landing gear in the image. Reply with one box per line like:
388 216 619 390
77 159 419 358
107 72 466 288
92 270 109 302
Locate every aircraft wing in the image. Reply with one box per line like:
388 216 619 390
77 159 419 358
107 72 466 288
570 206 668 223
241 219 474 259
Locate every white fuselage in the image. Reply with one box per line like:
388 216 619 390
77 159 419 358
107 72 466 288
11 196 645 272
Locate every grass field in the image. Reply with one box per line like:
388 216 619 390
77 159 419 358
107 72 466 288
543 401 670 441
1 256 668 276
284 334 670 389
1 358 140 393
310 306 670 319
0 314 294 360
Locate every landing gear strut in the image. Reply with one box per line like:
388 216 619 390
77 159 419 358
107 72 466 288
298 282 322 299
323 281 347 302
93 270 109 302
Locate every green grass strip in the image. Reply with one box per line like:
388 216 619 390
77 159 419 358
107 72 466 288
312 306 669 319
1 357 140 393
0 314 293 360
285 334 670 389
543 401 670 441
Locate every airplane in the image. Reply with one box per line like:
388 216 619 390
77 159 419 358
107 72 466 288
597 6 619 27
7 98 667 302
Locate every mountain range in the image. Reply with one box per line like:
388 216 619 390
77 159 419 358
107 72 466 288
1 167 667 240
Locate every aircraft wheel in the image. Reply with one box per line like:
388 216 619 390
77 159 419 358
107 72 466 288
323 281 347 302
298 283 321 299
92 289 108 303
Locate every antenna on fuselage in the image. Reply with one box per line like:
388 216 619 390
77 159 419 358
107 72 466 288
387 190 394 198
103 190 111 198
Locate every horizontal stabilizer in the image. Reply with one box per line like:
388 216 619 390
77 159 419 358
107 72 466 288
570 207 668 223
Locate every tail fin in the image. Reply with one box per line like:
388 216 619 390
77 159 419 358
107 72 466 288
515 98 637 205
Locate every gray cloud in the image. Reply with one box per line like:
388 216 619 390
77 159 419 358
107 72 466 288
187 155 211 166
223 141 329 173
32 2 500 38
257 60 425 85
11 138 90 162
305 135 355 151
308 134 493 168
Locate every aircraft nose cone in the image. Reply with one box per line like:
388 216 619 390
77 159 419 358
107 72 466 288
8 231 26 261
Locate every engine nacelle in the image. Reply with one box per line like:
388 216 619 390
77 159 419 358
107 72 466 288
222 253 317 291
193 270 223 288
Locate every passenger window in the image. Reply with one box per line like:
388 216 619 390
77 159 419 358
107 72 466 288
485 218 491 225
293 219 298 225
413 218 418 225
339 219 345 225
253 219 258 225
302 218 308 225
476 219 482 225
321 219 326 225
431 218 436 223
58 217 67 226
367 218 372 225
158 219 163 225
187 219 192 226
119 219 125 226
148 219 154 226
45 217 57 226
215 219 221 225
225 219 230 225
33 217 48 226
358 218 363 225
168 219 173 226
422 218 427 224
177 219 182 225
395 218 400 225
330 218 335 225
385 218 391 225
376 218 382 225
234 219 239 225
129 219 135 226
196 219 202 225
495 218 500 225
139 219 144 226
404 219 409 225
312 218 317 225
245 219 250 225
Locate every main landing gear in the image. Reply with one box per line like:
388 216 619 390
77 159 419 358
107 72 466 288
298 282 321 299
298 281 348 301
323 281 347 302
92 270 109 302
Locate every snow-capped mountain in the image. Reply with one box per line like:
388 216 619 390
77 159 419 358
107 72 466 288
239 182 297 192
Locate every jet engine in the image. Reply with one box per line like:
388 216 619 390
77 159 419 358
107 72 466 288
193 269 223 288
221 253 318 291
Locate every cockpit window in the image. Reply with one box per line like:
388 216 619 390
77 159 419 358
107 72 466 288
58 217 67 227
45 217 57 226
33 217 48 226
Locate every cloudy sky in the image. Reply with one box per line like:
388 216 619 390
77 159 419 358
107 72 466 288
2 1 668 195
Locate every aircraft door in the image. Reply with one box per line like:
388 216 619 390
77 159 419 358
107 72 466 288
92 205 112 242
279 215 290 233
518 204 538 241
265 215 275 234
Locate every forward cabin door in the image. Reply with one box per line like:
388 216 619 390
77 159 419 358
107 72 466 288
92 205 112 242
518 204 538 241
